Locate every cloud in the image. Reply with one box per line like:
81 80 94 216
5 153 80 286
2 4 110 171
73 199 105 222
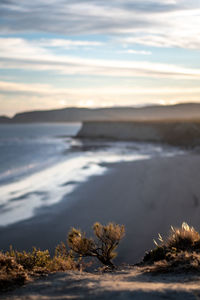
0 1 200 50
1 38 200 79
38 39 103 49
1 80 200 116
1 1 200 115
120 49 152 55
118 8 200 49
2 80 200 96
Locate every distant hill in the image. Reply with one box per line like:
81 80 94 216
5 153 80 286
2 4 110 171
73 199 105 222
0 116 11 123
1 103 200 123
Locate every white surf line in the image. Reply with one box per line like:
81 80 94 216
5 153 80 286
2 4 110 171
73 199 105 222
0 141 184 227
0 150 151 226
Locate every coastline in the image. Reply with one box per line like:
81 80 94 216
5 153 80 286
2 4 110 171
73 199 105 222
0 152 200 264
0 137 178 227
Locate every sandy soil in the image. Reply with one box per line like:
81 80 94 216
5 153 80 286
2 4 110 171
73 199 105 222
2 267 200 299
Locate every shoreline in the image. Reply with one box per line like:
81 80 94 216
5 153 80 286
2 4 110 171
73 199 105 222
0 139 179 226
0 152 200 264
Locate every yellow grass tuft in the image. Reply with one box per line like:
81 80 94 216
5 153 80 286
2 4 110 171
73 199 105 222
143 222 200 273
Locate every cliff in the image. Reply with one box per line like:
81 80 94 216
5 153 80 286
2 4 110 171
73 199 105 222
77 121 200 146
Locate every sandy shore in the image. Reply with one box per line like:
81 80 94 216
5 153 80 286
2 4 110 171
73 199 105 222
1 152 200 264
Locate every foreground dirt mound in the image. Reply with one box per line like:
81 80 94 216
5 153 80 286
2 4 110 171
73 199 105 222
2 266 200 300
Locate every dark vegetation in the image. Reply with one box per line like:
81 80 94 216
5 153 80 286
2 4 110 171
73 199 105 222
2 221 200 292
0 222 124 292
0 243 78 292
68 222 125 268
142 222 200 273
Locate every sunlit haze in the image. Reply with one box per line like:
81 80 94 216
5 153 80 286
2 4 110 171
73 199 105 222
1 0 200 116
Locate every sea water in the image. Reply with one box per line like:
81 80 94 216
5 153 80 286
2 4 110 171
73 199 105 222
0 123 183 226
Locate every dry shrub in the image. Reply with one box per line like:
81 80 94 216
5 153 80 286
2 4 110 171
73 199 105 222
7 246 51 273
0 252 28 292
143 222 200 273
143 251 200 274
167 223 200 251
49 242 79 272
0 222 125 291
68 222 125 268
0 243 79 292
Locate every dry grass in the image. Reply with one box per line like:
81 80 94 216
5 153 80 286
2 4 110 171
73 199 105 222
167 223 200 250
0 223 125 292
3 221 200 291
0 252 29 292
142 222 200 273
0 242 80 292
144 251 200 274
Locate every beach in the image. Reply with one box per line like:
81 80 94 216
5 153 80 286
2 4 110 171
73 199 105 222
1 151 200 265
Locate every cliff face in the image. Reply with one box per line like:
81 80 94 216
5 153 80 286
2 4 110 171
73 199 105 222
77 121 200 146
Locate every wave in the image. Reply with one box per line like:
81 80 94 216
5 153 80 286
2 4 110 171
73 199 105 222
0 139 184 227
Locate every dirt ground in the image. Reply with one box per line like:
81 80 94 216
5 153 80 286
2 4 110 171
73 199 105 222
2 266 200 300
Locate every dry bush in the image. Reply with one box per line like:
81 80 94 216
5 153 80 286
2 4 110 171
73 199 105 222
143 251 200 274
7 246 51 272
68 222 125 268
0 252 29 292
0 243 80 292
142 222 200 273
167 223 200 251
0 222 124 291
49 242 79 272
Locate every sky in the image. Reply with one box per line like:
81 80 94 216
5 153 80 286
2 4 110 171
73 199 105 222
1 0 200 116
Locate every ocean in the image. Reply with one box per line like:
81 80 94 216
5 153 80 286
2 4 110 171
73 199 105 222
0 123 183 226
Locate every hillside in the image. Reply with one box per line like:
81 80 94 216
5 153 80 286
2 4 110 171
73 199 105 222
0 116 11 123
1 103 200 123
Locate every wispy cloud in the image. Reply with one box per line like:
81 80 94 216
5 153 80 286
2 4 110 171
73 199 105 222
1 0 200 114
119 49 152 55
0 1 200 49
38 39 103 49
2 80 200 96
0 38 200 79
1 80 200 116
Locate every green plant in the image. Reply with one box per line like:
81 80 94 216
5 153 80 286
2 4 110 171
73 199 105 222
68 222 125 268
